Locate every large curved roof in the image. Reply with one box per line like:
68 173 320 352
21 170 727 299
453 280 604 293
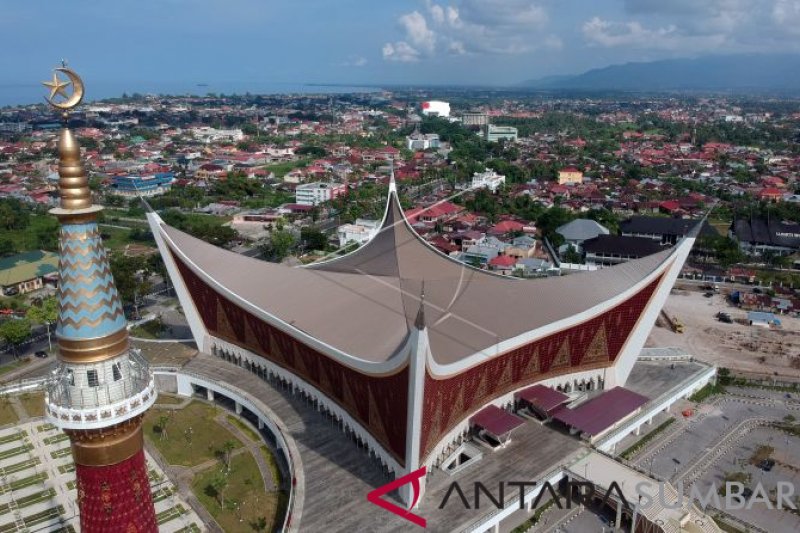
157 190 681 367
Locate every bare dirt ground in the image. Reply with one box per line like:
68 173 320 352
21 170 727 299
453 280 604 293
646 288 800 377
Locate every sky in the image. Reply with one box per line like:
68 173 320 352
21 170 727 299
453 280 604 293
2 0 800 90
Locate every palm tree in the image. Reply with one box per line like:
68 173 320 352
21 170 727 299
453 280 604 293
210 473 228 509
157 415 169 441
222 440 236 472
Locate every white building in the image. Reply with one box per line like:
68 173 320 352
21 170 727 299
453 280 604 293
337 218 380 246
485 124 518 143
295 182 346 206
406 133 440 151
421 101 450 118
471 169 506 193
191 126 245 144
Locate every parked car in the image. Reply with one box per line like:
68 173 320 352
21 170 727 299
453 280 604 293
34 350 48 358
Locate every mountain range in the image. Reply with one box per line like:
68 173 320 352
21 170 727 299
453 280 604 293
521 55 800 92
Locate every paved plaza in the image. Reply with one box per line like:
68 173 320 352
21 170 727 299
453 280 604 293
0 416 203 532
625 387 800 533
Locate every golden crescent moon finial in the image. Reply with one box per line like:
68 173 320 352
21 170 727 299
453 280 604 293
42 66 84 113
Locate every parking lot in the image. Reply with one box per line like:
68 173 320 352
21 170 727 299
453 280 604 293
627 386 800 532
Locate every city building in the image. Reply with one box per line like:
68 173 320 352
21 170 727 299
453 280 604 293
0 250 59 295
421 100 450 117
731 217 800 256
621 216 717 245
558 167 584 185
190 126 244 144
406 132 440 151
109 173 174 197
583 235 663 266
485 124 518 142
470 169 506 192
461 111 489 127
44 103 158 531
147 176 697 511
295 182 346 206
337 218 380 246
556 219 610 253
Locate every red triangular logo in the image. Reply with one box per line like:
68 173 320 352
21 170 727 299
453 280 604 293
366 466 427 528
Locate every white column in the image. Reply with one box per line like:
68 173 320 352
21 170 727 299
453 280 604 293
400 320 429 508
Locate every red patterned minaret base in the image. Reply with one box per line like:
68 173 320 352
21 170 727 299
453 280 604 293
76 449 157 532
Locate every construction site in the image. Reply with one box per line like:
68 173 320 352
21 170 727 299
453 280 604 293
648 285 800 379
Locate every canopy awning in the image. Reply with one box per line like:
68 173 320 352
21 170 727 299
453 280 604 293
516 384 570 414
470 405 525 438
551 387 648 437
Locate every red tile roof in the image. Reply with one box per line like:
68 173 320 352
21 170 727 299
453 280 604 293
489 255 516 267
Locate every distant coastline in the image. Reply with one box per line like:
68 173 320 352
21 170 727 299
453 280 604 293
0 81 381 107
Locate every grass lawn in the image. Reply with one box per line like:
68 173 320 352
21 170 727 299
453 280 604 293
192 452 281 533
97 225 135 252
0 399 18 426
265 158 309 178
155 394 185 405
0 359 30 378
226 415 260 443
2 215 59 252
259 446 282 487
130 320 165 340
18 392 45 418
144 402 242 467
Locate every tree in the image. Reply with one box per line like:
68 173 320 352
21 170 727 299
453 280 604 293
110 255 153 308
0 238 16 257
0 318 32 357
209 472 228 508
156 415 169 441
222 440 236 472
536 207 575 246
260 230 296 262
26 297 58 352
250 516 268 532
0 198 30 230
300 227 327 251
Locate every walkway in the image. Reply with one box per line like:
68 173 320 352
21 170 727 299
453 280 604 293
215 412 277 492
182 353 412 532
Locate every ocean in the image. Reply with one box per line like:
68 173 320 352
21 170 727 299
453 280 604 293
0 81 380 107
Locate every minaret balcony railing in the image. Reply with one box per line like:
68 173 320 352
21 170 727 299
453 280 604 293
45 377 156 431
46 350 152 409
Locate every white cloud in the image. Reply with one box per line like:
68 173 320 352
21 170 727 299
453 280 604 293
399 11 436 53
582 17 726 51
773 0 800 34
340 56 368 67
544 35 563 50
459 0 547 28
428 2 445 24
382 1 556 62
382 41 420 62
614 1 800 51
448 40 466 55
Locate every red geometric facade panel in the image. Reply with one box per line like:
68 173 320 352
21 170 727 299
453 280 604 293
171 252 409 464
419 275 662 459
75 449 157 533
